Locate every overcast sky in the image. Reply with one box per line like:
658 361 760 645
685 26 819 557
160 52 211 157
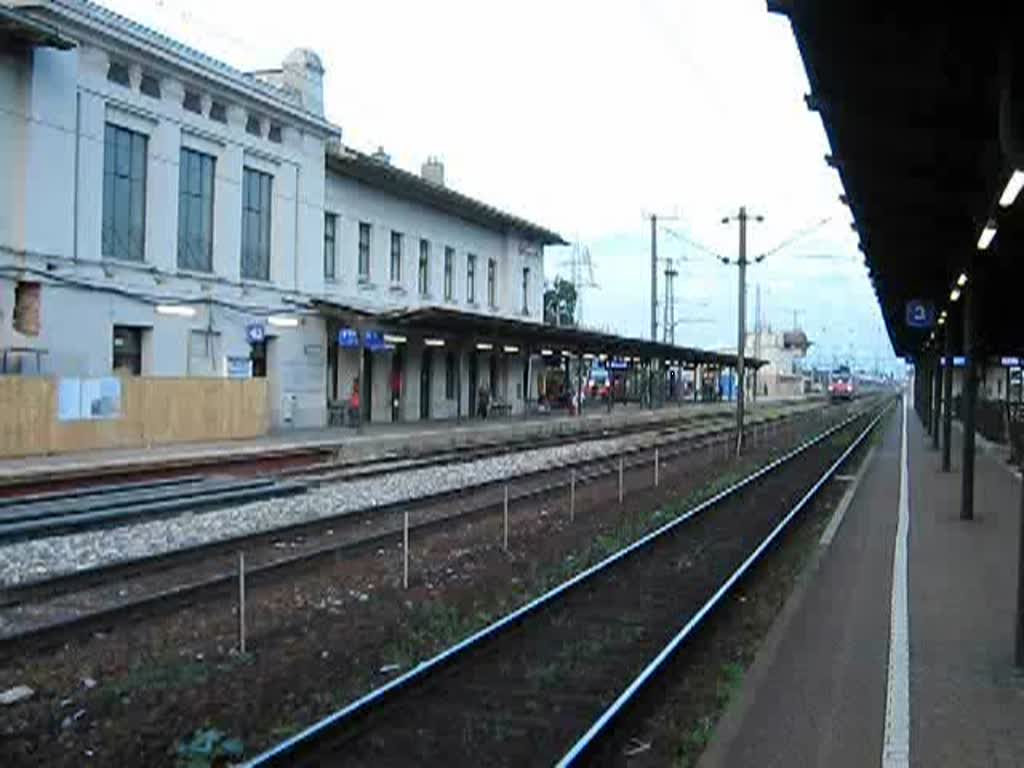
103 0 901 373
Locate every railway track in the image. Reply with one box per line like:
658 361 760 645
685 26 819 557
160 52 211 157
243 395 893 767
0 400 834 655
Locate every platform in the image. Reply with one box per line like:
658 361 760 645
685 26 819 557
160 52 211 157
700 395 1024 767
0 397 810 488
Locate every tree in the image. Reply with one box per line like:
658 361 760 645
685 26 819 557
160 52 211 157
543 277 577 327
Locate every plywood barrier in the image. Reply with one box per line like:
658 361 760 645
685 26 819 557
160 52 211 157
0 376 269 458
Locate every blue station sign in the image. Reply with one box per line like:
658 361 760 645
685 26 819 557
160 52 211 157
246 323 266 344
338 328 360 348
905 300 935 329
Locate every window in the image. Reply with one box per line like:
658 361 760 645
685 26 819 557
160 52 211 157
418 239 430 296
177 148 215 272
390 231 403 283
444 246 454 300
209 101 227 123
324 213 337 280
113 326 143 376
521 267 530 313
183 90 202 113
445 350 456 399
467 253 477 303
139 73 161 99
358 222 371 279
268 123 283 143
13 281 40 336
487 258 497 307
246 114 262 136
106 61 130 87
241 167 272 280
102 123 148 262
250 340 267 378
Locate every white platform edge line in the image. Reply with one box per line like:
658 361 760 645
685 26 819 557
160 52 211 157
882 393 911 767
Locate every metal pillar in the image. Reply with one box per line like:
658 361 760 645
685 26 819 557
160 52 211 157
943 331 953 471
651 215 658 342
576 351 584 418
735 207 748 455
932 349 941 450
962 281 976 521
1016 472 1024 666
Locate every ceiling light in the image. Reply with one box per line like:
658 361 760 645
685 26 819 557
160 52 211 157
938 316 945 325
561 350 573 357
1000 170 1024 207
268 315 299 328
978 220 997 250
503 345 520 354
476 342 493 351
950 288 961 302
424 338 445 347
383 334 407 344
956 272 968 287
582 353 595 360
155 304 196 317
540 349 554 356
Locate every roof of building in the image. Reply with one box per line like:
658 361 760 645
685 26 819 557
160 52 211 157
22 0 339 136
312 300 764 368
770 3 1013 359
326 146 568 247
0 4 75 49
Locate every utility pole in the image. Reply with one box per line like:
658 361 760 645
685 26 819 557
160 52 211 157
650 215 658 342
753 283 761 402
663 257 678 344
722 206 764 456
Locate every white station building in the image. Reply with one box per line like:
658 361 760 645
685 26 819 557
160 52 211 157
0 0 568 428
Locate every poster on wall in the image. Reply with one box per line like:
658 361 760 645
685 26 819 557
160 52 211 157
57 377 121 420
57 378 82 421
224 356 253 379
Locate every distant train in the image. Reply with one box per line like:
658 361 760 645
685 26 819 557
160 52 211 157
828 366 856 402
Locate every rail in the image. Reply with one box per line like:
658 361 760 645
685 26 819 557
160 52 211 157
244 396 889 766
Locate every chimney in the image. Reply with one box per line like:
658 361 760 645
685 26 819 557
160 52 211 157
281 48 324 117
372 146 391 164
421 157 445 186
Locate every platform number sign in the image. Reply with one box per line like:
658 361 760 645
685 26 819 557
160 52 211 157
246 323 266 344
905 300 935 329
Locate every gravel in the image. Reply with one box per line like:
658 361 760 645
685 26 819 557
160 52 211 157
0 425 721 587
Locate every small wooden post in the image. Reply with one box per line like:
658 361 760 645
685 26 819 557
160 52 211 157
570 468 576 522
618 456 624 504
403 511 410 589
503 484 509 551
654 447 659 487
238 551 247 655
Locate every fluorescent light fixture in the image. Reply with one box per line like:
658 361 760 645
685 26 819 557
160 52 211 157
476 342 493 351
956 272 968 287
561 350 573 357
268 315 299 328
503 345 520 354
938 316 945 325
383 334 407 344
424 338 445 347
598 353 608 361
978 220 997 250
632 356 642 363
582 353 595 360
950 288 961 302
1000 170 1024 207
155 304 196 317
540 349 554 356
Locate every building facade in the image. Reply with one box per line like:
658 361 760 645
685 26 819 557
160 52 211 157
0 0 562 429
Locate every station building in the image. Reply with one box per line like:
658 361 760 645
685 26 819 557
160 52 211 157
0 0 753 437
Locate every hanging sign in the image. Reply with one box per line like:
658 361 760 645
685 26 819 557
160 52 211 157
246 323 266 344
338 328 359 348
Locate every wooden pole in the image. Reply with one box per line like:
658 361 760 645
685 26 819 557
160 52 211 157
238 552 246 655
654 447 659 487
570 468 576 522
403 511 410 589
618 455 624 504
503 484 509 551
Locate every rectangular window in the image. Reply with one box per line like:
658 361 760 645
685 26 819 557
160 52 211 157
102 123 148 262
241 167 272 280
467 253 477 304
487 258 497 307
177 148 215 272
139 73 161 99
444 246 454 300
324 213 337 280
445 349 456 399
521 267 530 313
106 61 130 87
112 325 143 376
358 222 371 279
418 239 430 296
390 231 403 283
183 90 202 113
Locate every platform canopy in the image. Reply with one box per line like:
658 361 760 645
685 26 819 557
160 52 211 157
769 3 1023 359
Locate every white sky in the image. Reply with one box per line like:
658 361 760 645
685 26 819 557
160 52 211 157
102 0 900 373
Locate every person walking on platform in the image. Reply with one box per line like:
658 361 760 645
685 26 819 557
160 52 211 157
477 384 490 419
